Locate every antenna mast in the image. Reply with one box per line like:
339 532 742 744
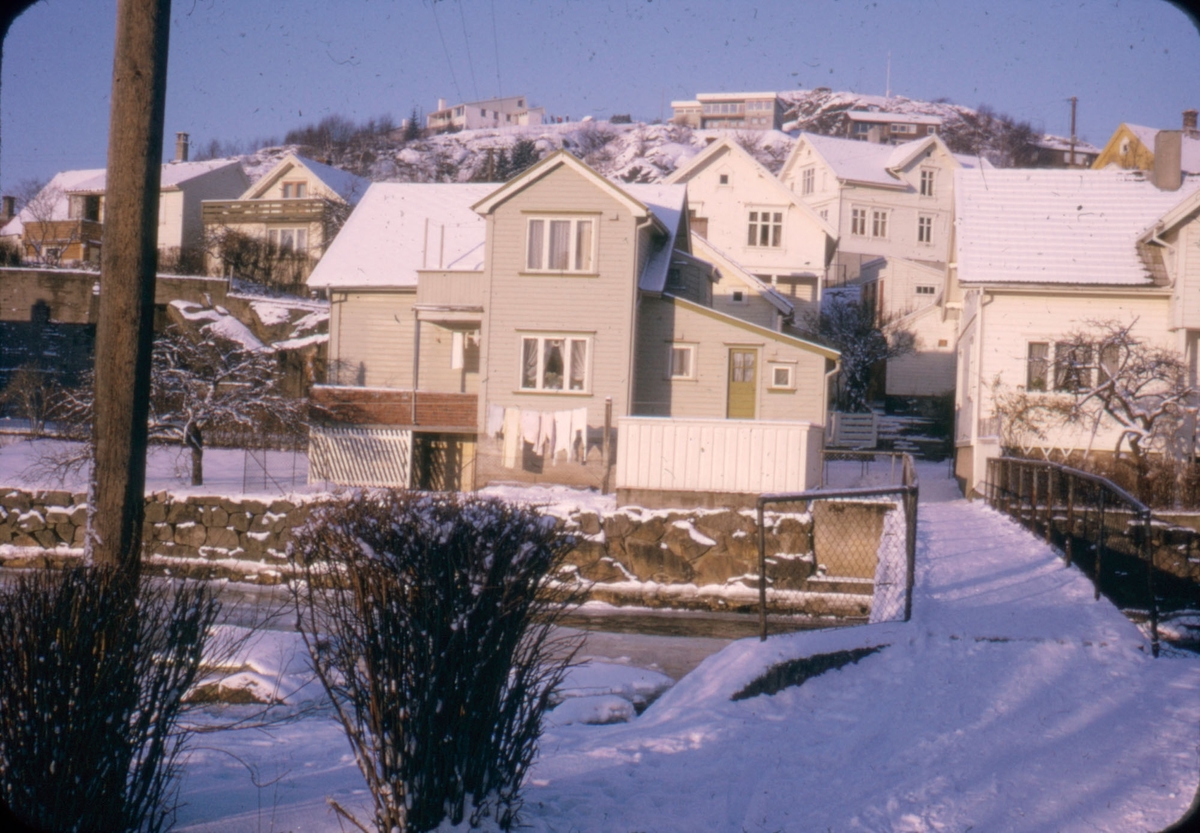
886 52 891 98
1068 96 1078 167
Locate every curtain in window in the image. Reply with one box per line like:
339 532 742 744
543 338 565 389
548 220 571 270
569 339 587 390
574 220 593 271
527 220 544 270
522 338 539 388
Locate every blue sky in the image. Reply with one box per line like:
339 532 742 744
1 0 1198 193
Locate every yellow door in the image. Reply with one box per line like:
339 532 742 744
727 349 757 419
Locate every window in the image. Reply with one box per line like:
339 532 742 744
891 123 917 134
747 210 782 247
769 364 795 389
669 344 696 379
731 290 745 303
526 217 595 273
871 209 889 239
268 227 308 253
917 215 933 244
520 335 589 392
1054 342 1093 392
1098 344 1121 384
801 167 815 195
719 173 729 185
920 169 936 197
1027 342 1050 391
915 285 936 295
281 181 307 198
851 207 867 236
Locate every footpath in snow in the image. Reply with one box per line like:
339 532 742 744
163 464 1199 831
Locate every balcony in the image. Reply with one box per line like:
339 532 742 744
202 198 328 226
311 385 477 433
416 270 484 317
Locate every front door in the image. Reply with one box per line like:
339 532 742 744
727 348 757 419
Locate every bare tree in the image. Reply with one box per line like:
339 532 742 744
53 326 304 486
798 294 915 413
1054 320 1198 493
13 178 87 267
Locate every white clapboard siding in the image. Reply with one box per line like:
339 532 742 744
308 426 412 488
616 417 821 494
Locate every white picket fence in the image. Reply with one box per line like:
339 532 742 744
615 417 823 495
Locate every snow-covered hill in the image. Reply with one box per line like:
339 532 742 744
229 89 1043 188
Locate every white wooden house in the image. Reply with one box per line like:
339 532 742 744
307 151 838 505
951 167 1200 495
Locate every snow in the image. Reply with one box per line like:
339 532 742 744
1 447 1195 830
170 300 269 352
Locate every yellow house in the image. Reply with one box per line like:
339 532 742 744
1092 111 1200 173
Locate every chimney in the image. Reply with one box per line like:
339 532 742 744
1 195 14 222
437 98 447 112
1184 109 1199 140
175 132 189 163
1153 130 1183 191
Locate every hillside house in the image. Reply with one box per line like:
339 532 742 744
306 152 837 504
842 110 942 144
665 137 836 320
1093 110 1200 173
670 92 784 131
426 95 545 133
201 153 369 288
2 137 247 268
949 164 1200 496
1030 134 1101 168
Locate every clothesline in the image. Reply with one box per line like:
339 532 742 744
485 404 589 468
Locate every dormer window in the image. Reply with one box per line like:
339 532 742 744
526 216 596 273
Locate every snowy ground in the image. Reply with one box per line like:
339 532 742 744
161 462 1200 833
2 443 1196 831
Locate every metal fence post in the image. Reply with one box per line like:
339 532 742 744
1065 477 1075 567
1094 494 1106 602
1143 510 1159 657
1045 467 1055 543
757 497 767 642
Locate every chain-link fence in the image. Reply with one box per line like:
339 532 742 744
984 457 1200 657
755 452 919 640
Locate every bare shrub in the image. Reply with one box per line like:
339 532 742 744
0 567 220 833
290 491 580 832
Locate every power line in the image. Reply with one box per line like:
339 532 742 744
457 0 479 102
430 1 464 104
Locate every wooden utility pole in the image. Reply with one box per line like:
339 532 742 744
87 0 173 572
1068 96 1078 168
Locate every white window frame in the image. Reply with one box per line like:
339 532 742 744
871 209 889 239
281 181 307 199
267 227 308 253
668 343 697 380
915 284 937 296
919 169 936 197
730 289 747 304
747 208 783 248
917 214 933 244
801 167 815 195
518 333 591 393
768 362 795 390
851 207 867 236
525 215 598 274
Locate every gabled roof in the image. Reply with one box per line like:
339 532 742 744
0 168 105 236
666 136 837 239
242 153 370 203
783 132 990 191
688 232 796 317
954 168 1200 287
664 293 839 360
472 150 659 222
68 159 243 194
307 183 494 289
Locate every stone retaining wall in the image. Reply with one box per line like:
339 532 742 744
0 487 878 615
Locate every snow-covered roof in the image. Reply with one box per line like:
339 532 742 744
696 92 778 101
306 183 494 289
955 168 1200 286
627 183 688 293
68 159 242 194
796 132 988 189
689 232 796 316
0 168 106 237
1035 134 1101 154
845 110 943 125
